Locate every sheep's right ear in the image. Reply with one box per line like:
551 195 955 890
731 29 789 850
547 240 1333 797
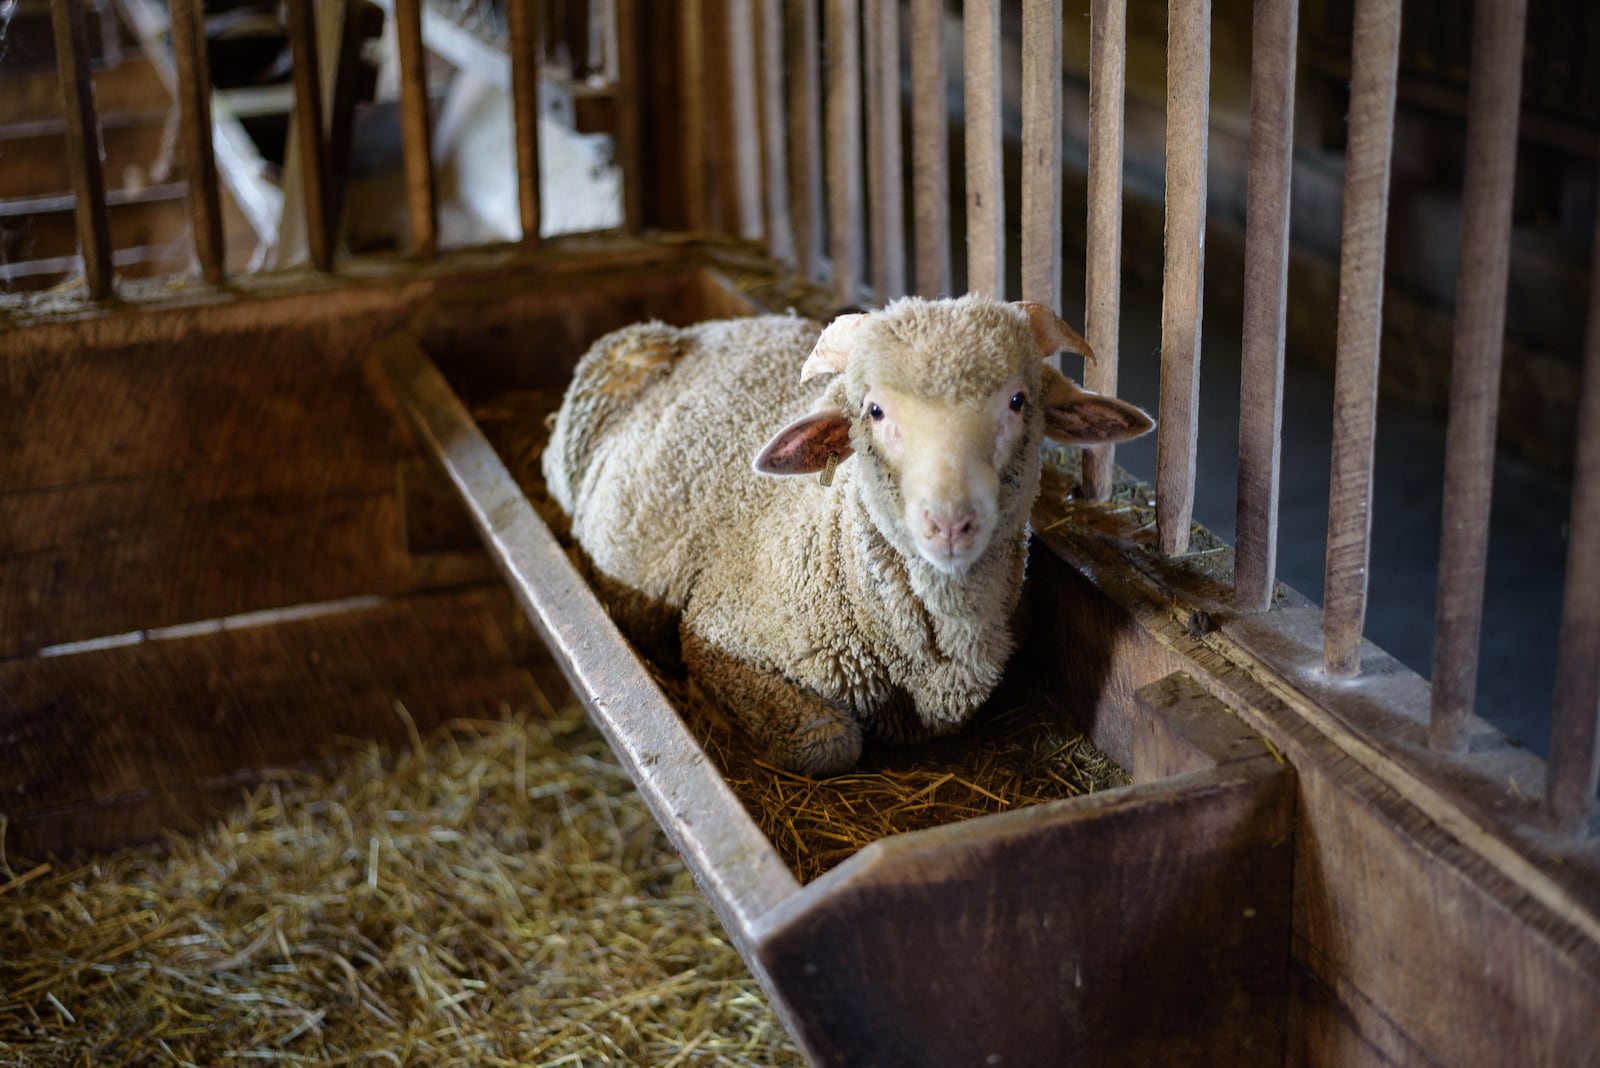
1041 365 1155 444
800 314 869 382
753 412 855 475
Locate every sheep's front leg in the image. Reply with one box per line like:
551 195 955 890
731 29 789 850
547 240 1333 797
681 628 862 777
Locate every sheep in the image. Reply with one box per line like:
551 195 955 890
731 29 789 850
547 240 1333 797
541 295 1154 776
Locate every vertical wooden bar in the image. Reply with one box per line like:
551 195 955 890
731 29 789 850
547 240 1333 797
394 0 437 259
1547 181 1600 834
680 0 710 231
1428 0 1529 752
615 0 644 233
283 0 332 271
1080 0 1127 502
711 0 764 239
167 0 225 283
785 0 824 281
50 0 113 298
1233 0 1300 611
910 0 950 298
1322 0 1403 677
1020 0 1061 311
507 0 544 246
865 0 905 303
1155 0 1211 556
756 0 795 262
964 0 1004 298
824 0 863 305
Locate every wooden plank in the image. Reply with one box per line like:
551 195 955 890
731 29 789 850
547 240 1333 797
785 0 823 282
755 0 794 262
166 0 225 284
1020 0 1061 312
1155 0 1210 556
614 0 644 233
1428 0 1528 752
0 585 551 859
823 0 862 305
1233 0 1299 612
1323 0 1403 676
963 0 1004 298
50 0 113 298
864 0 904 303
283 0 333 271
1080 0 1127 503
507 0 544 247
678 0 710 232
1547 180 1600 833
909 0 949 298
394 0 438 259
727 0 764 240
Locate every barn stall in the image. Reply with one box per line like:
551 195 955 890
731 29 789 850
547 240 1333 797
2 0 1597 1065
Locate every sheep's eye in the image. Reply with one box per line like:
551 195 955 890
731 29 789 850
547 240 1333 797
1009 392 1026 412
867 402 885 421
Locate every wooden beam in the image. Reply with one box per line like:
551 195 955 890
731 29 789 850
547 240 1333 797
755 0 794 262
1081 0 1127 503
963 0 1003 298
166 0 225 283
507 0 544 247
614 0 643 233
283 0 333 271
50 0 113 298
823 0 862 305
909 0 949 299
1020 0 1061 312
865 0 904 304
394 0 438 260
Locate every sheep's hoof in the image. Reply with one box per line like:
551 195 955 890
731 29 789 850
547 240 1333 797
783 712 862 778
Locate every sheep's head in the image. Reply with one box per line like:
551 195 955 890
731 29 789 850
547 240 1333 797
754 296 1154 575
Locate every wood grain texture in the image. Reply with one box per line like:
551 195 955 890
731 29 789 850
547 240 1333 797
1323 0 1403 676
754 0 794 262
507 0 544 246
1081 0 1127 502
823 0 862 305
1020 0 1061 311
1233 0 1298 613
963 0 1004 298
166 0 225 284
720 0 765 240
679 0 710 232
1155 0 1210 556
50 0 113 298
394 0 438 259
785 0 823 281
614 0 644 233
283 0 332 271
909 0 949 299
864 0 904 304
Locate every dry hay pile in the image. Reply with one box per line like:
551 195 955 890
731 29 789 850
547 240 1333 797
0 705 803 1067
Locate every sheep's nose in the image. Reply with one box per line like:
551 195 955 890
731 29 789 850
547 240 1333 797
924 507 979 548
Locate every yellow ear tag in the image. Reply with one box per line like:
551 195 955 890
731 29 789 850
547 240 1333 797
820 450 840 487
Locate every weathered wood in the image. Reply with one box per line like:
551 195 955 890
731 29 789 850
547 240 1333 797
507 0 544 247
864 0 904 303
823 0 862 305
1020 0 1061 311
1547 182 1600 833
963 0 1004 298
1428 0 1528 753
614 0 644 233
283 0 333 271
909 0 949 298
1081 0 1127 502
394 0 438 259
50 0 113 298
1323 0 1403 676
705 0 762 240
754 0 794 262
1234 0 1299 611
1155 0 1210 556
785 0 823 282
166 0 225 283
679 0 710 232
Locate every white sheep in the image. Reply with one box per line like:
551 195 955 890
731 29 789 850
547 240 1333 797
542 295 1153 775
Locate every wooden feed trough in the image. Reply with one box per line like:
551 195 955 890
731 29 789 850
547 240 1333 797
3 1 1599 1065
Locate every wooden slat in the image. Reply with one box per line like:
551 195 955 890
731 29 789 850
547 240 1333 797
963 0 1003 298
507 0 544 247
755 0 794 262
785 0 823 282
394 0 437 260
1323 0 1404 677
824 0 862 305
1233 0 1300 611
1020 0 1061 311
166 0 225 283
50 0 113 298
1547 181 1600 833
909 0 949 298
283 0 332 271
865 0 904 303
726 0 765 241
1081 0 1127 502
1428 0 1529 752
614 0 643 233
679 0 710 231
1154 0 1210 556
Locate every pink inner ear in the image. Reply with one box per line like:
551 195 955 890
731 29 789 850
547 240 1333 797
754 413 855 475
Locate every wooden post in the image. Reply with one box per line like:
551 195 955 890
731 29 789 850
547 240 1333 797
1020 0 1061 312
756 0 795 262
1155 0 1210 555
283 0 333 271
910 0 949 298
1081 0 1127 503
824 0 863 305
507 0 544 247
1428 0 1528 752
786 0 824 281
1323 0 1403 677
615 0 643 233
679 0 710 231
865 0 905 303
963 0 1004 298
394 0 438 260
709 0 764 240
1233 0 1299 611
50 0 113 298
167 0 225 283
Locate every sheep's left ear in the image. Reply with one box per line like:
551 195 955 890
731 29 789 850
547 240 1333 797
753 411 855 475
1040 365 1155 444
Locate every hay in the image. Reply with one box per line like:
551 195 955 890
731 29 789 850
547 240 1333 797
0 705 804 1067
